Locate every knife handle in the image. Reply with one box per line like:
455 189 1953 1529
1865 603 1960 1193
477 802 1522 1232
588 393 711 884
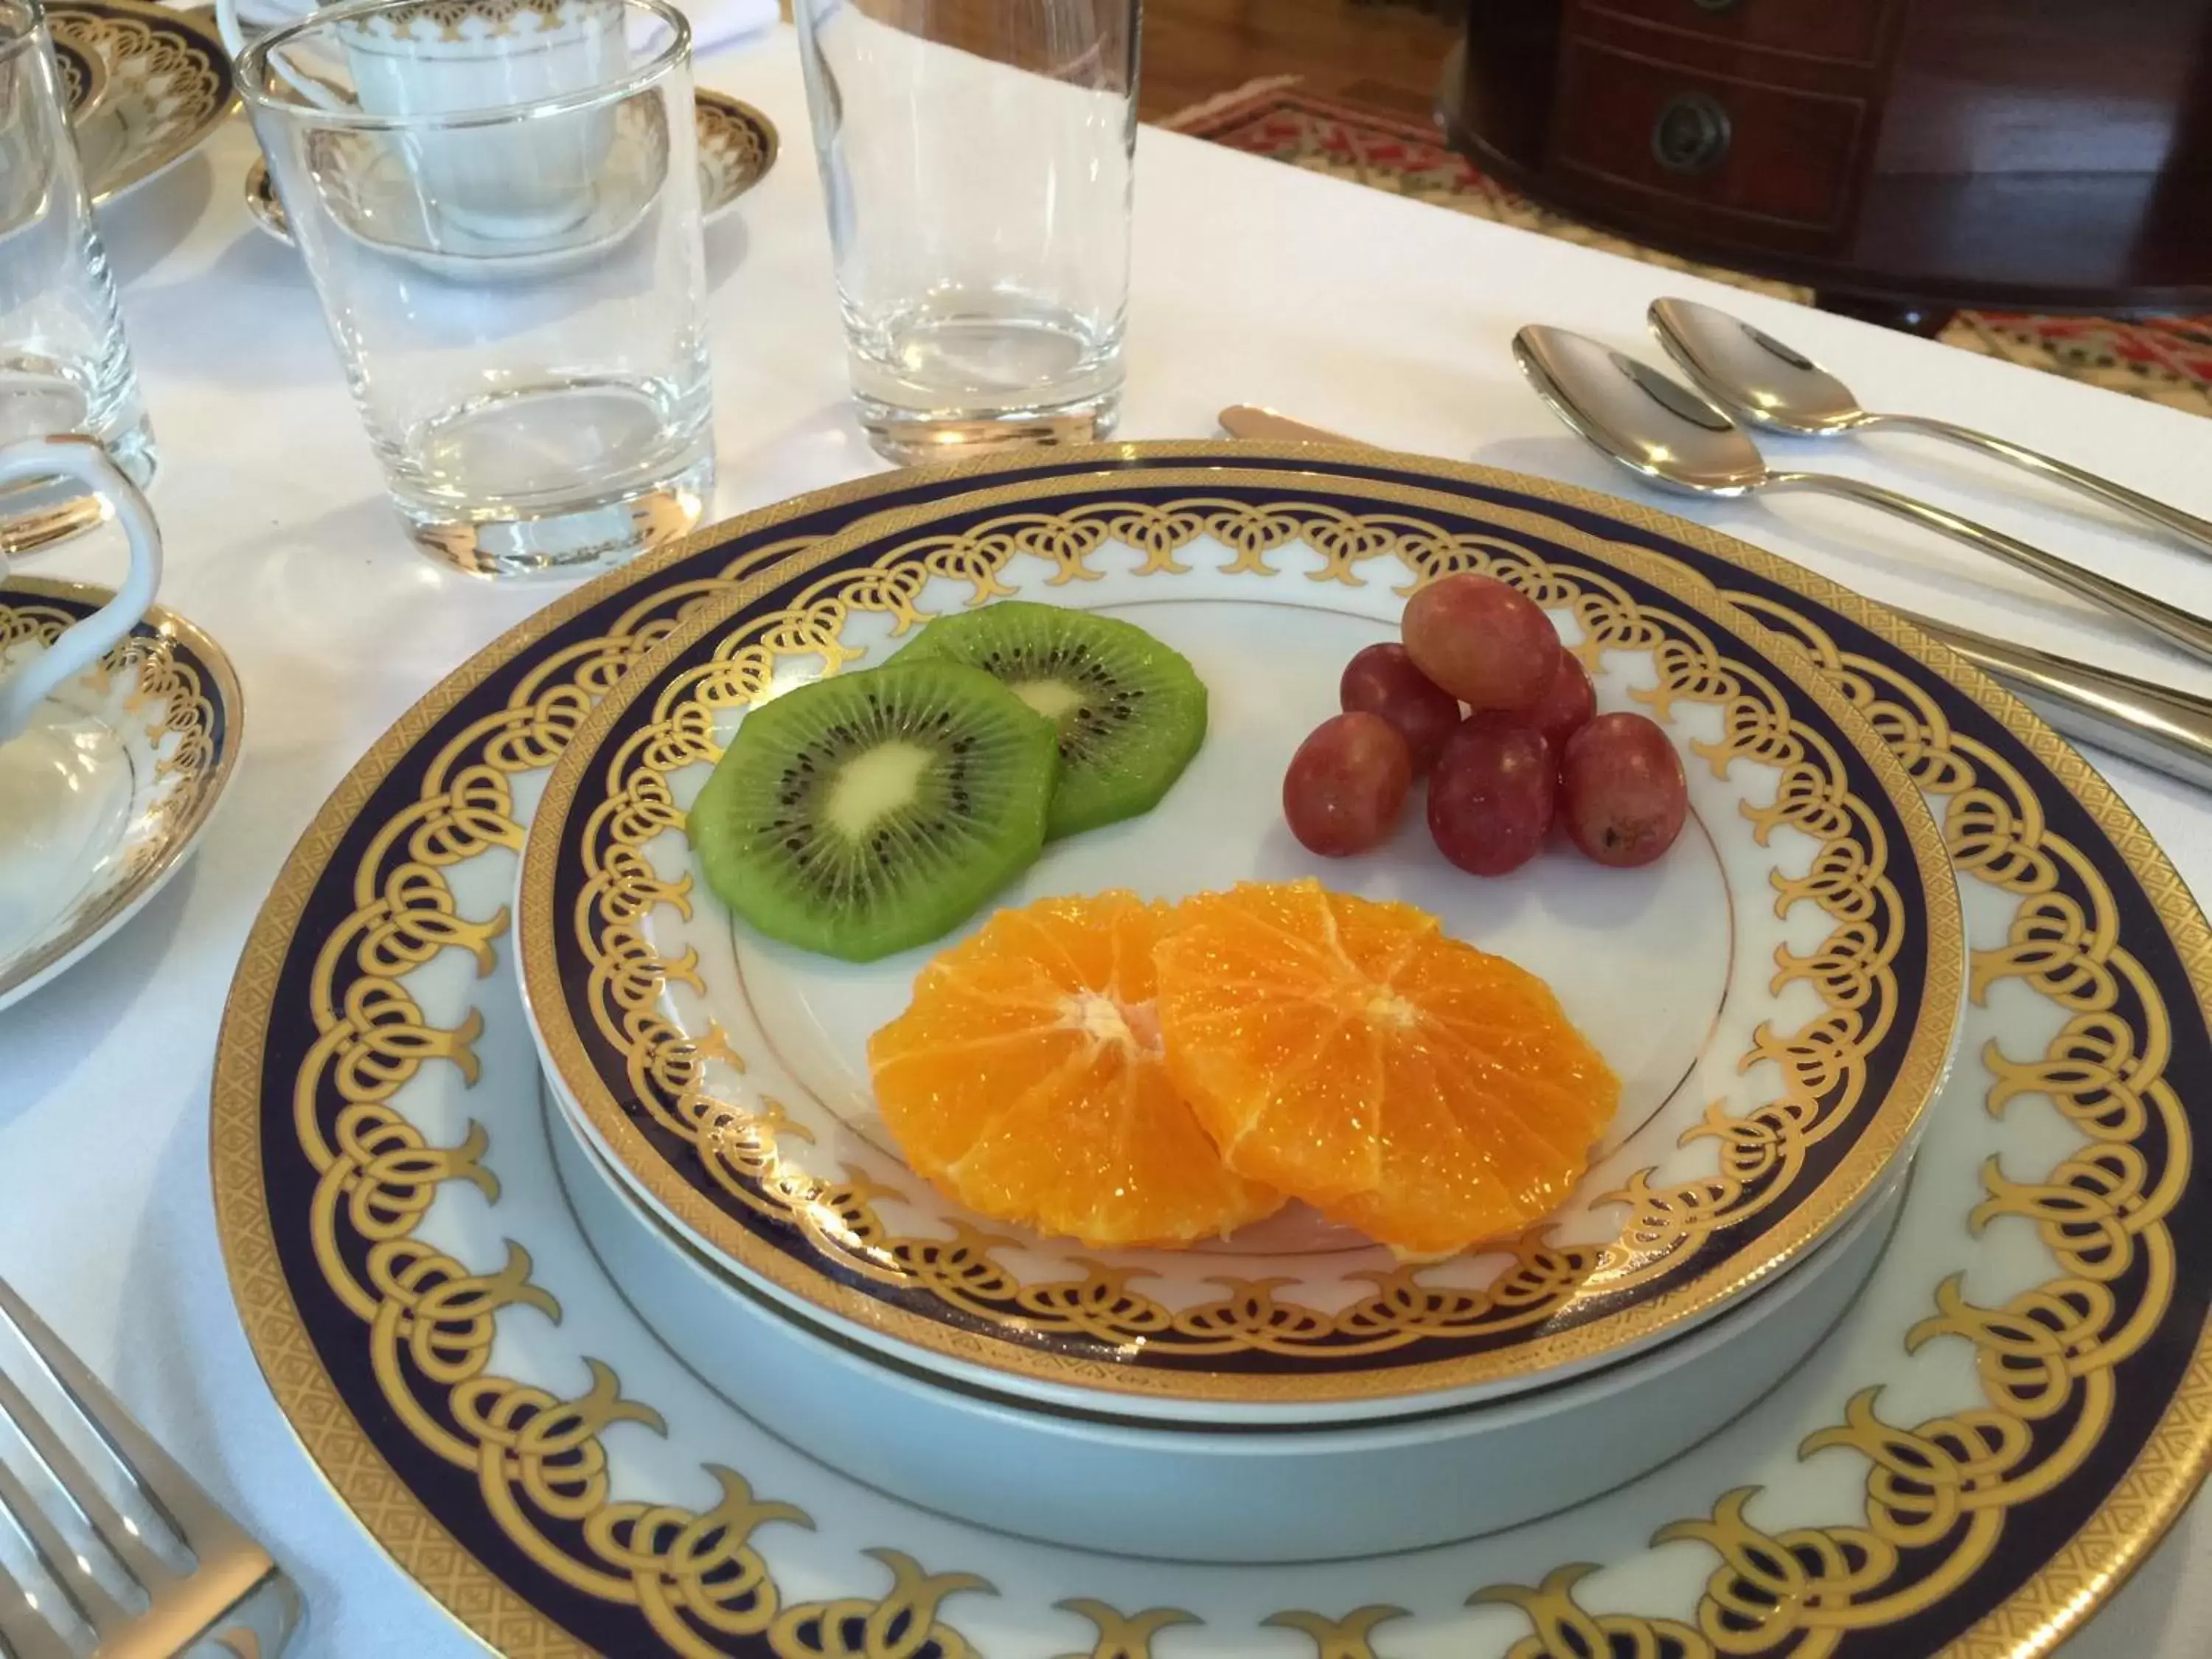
1905 611 2212 793
1217 406 1353 446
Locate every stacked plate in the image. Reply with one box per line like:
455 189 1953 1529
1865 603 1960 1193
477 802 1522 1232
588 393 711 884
507 457 1966 1562
216 444 2212 1655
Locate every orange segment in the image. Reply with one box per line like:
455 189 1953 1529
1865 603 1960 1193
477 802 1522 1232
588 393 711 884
1154 880 1618 1256
868 891 1282 1246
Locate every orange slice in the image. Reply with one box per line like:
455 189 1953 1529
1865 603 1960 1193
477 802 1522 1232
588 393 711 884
1153 880 1617 1256
868 891 1283 1246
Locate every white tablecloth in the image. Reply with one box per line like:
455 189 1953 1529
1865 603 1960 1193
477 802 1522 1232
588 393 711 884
7 25 2211 1658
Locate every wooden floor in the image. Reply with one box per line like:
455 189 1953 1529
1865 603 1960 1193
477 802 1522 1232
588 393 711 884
1138 0 1460 122
774 1 1461 125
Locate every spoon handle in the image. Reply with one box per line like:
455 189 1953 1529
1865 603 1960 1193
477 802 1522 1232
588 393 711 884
1766 470 2212 667
1864 412 2212 559
1904 610 2212 793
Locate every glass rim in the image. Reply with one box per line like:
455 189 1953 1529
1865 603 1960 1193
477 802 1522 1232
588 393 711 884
0 1 52 68
237 0 691 131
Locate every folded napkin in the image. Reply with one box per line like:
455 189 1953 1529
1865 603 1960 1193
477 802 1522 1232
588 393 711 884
229 0 779 55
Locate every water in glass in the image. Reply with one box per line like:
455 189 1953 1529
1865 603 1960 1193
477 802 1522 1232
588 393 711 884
795 0 1138 463
240 0 714 577
0 0 155 553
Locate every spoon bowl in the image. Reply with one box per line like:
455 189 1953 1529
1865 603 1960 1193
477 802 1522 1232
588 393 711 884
1512 325 1770 495
1647 297 1867 435
1647 295 2212 559
1509 324 2212 667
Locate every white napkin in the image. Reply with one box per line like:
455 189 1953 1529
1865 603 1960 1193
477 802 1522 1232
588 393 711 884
229 0 779 55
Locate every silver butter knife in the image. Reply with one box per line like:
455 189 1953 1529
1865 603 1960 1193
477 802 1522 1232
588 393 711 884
1215 404 2212 793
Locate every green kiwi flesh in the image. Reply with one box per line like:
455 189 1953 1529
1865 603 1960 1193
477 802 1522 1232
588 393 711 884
688 661 1057 962
894 601 1208 838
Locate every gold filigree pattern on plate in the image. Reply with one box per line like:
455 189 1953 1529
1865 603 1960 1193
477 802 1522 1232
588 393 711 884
206 443 2212 1659
526 476 1961 1402
0 577 240 1003
696 91 777 212
52 36 105 117
47 0 233 204
347 0 616 44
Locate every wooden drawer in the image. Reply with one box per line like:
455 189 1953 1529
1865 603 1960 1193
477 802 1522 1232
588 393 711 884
1550 38 1870 232
1570 0 1893 68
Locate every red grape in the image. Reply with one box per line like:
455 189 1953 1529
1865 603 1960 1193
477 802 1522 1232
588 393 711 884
1283 712 1412 857
1401 572 1562 713
1340 643 1462 774
1559 713 1688 868
1426 713 1557 877
1526 653 1596 753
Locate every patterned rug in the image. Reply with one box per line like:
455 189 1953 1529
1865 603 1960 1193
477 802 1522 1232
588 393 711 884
1165 79 2212 418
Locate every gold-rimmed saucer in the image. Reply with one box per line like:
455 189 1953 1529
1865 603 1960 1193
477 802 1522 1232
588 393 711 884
50 34 107 121
49 0 236 206
0 577 242 1012
240 89 778 251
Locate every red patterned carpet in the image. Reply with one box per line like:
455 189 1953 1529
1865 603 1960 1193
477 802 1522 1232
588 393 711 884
1166 80 2212 418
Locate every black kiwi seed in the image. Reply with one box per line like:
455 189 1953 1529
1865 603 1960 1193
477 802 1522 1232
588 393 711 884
890 600 1208 841
688 661 1058 963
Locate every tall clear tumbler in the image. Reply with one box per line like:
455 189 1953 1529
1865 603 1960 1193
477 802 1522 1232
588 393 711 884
0 0 155 554
238 0 713 577
793 0 1139 464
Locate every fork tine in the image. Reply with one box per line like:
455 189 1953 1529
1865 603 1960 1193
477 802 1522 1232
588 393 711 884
0 1552 77 1659
0 1401 134 1635
0 1278 253 1566
0 1362 156 1626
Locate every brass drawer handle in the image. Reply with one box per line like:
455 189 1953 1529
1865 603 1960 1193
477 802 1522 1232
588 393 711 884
1652 91 1732 175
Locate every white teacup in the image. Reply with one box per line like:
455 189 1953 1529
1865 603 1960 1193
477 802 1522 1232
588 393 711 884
225 0 630 244
0 436 161 745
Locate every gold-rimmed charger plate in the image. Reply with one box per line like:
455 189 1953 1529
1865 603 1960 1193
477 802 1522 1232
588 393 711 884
212 442 2212 1658
50 0 235 206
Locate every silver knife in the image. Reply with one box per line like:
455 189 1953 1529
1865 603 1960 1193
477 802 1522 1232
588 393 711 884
1215 405 2212 793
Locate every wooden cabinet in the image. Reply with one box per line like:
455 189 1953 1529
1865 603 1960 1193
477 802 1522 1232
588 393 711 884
1551 38 1875 240
1444 0 2212 326
1577 0 1893 66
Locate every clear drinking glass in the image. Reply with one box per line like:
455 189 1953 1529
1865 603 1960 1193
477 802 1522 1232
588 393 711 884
793 0 1139 464
0 0 156 554
238 0 714 577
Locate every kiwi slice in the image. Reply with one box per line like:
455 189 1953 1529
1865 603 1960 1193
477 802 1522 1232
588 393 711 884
894 601 1208 839
688 661 1058 962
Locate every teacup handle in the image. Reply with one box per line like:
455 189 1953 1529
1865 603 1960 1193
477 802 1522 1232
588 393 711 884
222 0 349 112
213 0 251 60
0 437 161 745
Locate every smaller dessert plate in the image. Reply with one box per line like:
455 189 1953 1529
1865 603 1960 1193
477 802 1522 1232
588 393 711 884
0 577 241 1012
517 464 1966 1424
241 91 778 271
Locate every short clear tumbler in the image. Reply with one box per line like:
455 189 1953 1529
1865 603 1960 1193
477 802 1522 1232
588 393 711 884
793 0 1140 464
239 0 714 577
0 0 155 553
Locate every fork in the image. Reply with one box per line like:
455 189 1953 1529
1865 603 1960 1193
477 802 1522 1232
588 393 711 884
0 1276 299 1658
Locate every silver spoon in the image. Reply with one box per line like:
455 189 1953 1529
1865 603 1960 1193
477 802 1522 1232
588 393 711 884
1648 295 2212 560
1512 324 2212 667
